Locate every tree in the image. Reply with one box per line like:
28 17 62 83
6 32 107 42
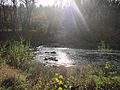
20 0 35 30
0 0 8 31
11 0 17 31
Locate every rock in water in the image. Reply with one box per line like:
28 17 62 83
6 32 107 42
45 52 49 53
49 57 58 61
51 51 56 54
44 57 58 61
44 57 48 60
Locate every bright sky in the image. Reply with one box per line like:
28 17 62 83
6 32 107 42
37 0 55 6
36 0 73 7
5 0 73 7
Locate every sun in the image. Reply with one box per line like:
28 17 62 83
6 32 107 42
37 0 54 6
37 0 73 7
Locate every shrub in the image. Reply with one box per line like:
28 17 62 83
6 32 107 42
5 39 33 69
89 63 120 90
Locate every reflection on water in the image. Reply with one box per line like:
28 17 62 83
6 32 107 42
56 51 73 66
34 46 120 68
34 46 75 66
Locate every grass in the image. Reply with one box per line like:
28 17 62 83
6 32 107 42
0 40 120 90
98 41 112 54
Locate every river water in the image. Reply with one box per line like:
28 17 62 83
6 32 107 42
34 46 120 68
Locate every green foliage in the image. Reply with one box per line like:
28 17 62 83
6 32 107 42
90 63 120 90
0 40 33 69
46 73 75 90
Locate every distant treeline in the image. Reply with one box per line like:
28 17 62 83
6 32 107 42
0 0 120 49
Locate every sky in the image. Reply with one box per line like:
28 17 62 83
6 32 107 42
4 0 74 7
36 0 73 7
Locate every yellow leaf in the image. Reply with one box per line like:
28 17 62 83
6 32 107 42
59 75 63 79
67 81 70 83
59 80 63 84
58 87 63 90
55 78 60 83
64 85 68 88
55 73 59 76
69 85 72 88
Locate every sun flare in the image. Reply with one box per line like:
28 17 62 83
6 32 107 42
37 0 54 6
37 0 73 7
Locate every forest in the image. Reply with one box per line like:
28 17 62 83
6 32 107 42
0 0 120 49
0 0 120 90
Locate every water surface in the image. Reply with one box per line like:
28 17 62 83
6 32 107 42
34 46 120 68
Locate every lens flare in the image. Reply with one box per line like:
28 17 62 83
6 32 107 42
37 0 90 31
72 1 90 31
37 0 72 7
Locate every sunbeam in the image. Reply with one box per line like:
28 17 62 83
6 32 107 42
72 1 90 31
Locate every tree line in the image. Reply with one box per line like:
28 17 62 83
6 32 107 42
0 0 120 49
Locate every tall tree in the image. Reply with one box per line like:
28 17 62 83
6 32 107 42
11 0 17 31
0 0 8 31
20 0 35 30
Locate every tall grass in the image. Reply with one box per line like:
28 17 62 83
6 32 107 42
98 41 112 54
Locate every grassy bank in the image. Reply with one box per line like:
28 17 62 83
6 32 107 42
0 40 120 90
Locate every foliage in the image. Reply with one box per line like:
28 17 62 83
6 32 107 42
89 63 120 90
0 40 33 69
45 73 75 90
8 40 33 68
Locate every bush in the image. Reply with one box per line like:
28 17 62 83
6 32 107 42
89 63 120 90
4 40 33 69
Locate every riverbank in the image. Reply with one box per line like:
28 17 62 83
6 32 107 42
1 31 120 50
0 40 120 90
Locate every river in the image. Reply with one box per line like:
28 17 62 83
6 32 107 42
34 46 120 69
